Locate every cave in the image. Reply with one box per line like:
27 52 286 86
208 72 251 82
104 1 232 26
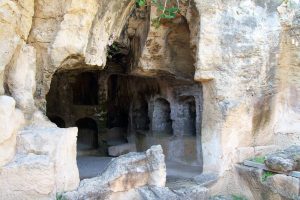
76 118 98 150
46 68 203 179
106 74 159 139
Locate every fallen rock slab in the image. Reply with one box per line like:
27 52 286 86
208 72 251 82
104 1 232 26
63 145 166 200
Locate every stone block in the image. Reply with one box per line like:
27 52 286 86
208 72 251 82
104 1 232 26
0 154 55 200
17 127 80 192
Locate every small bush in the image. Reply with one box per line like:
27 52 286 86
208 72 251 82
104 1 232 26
232 194 248 200
250 156 265 164
56 193 65 200
262 171 274 182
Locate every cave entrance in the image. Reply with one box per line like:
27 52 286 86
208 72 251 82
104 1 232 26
179 96 196 136
76 118 98 150
152 98 173 135
46 69 203 179
46 69 101 154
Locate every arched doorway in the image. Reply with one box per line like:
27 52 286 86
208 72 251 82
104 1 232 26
76 118 99 150
152 98 173 134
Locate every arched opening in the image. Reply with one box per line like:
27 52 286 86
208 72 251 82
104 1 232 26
76 118 98 150
48 116 65 128
179 96 196 136
132 96 150 131
152 98 173 134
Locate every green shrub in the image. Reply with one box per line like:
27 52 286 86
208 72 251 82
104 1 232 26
262 171 274 182
232 194 248 200
250 156 265 164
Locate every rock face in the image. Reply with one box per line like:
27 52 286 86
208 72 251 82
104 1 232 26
236 164 300 200
0 126 79 199
0 96 24 167
265 145 300 172
0 0 299 199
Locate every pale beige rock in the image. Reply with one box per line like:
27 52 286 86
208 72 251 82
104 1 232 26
17 127 80 192
63 145 166 199
0 0 34 95
0 154 55 200
6 43 37 115
266 174 300 199
0 96 24 167
84 0 135 66
50 0 99 68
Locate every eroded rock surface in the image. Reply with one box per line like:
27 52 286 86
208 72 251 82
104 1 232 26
63 145 166 199
265 145 300 172
64 145 208 200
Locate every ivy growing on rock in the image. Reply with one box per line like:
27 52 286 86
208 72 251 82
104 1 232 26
136 0 186 28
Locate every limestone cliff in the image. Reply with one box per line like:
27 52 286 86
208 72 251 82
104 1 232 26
0 0 299 199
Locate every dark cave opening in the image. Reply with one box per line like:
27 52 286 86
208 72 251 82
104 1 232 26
72 72 99 105
76 118 99 150
152 98 173 135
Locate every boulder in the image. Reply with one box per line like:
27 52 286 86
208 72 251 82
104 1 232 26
17 127 80 192
265 145 300 172
63 145 166 199
265 174 300 199
108 143 137 156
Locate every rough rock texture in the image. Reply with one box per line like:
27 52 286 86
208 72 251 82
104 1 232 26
17 127 80 192
6 42 37 116
63 145 166 199
64 145 208 200
265 145 300 172
236 164 300 200
0 0 34 95
0 0 299 198
0 154 55 200
0 126 80 200
0 96 24 167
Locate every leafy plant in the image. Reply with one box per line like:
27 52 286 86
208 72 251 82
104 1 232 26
250 156 265 164
135 0 183 28
232 194 248 200
56 193 65 200
262 171 274 182
107 42 121 59
136 0 147 7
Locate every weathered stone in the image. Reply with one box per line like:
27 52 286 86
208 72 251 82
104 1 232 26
0 154 55 200
108 143 137 157
6 42 37 115
63 145 166 199
265 145 300 172
0 96 24 167
266 174 300 199
17 127 80 192
193 172 218 187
